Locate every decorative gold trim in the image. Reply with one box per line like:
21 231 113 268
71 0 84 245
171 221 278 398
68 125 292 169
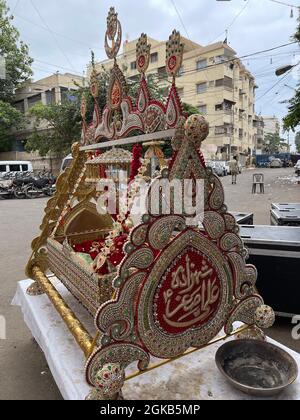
125 325 249 382
31 266 93 357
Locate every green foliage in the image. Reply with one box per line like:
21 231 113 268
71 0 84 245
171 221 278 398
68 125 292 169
283 83 300 131
25 101 82 157
0 100 24 151
295 132 300 153
263 133 287 154
0 0 33 102
0 0 33 152
283 10 300 132
183 102 199 116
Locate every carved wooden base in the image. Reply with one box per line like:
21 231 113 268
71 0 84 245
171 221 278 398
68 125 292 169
26 281 45 296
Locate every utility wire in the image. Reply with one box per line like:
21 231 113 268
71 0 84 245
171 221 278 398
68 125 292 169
169 0 191 39
13 12 105 51
210 0 251 44
12 0 20 13
256 62 300 101
29 0 77 72
268 0 299 8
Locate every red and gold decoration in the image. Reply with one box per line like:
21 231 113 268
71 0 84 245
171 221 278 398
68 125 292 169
81 9 185 146
166 29 184 78
24 8 275 401
85 115 275 399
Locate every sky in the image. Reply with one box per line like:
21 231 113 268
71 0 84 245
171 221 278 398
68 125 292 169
6 0 300 147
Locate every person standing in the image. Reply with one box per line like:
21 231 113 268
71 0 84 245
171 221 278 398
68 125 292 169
229 156 239 185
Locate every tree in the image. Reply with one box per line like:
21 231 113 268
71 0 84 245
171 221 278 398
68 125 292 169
295 132 300 153
283 10 300 131
25 101 83 157
26 59 198 158
263 133 287 154
0 0 33 152
283 87 300 131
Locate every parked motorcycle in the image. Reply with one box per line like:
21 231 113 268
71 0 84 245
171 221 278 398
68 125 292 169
0 171 56 200
24 175 56 199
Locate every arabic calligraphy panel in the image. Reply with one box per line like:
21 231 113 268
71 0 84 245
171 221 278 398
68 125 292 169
136 229 233 358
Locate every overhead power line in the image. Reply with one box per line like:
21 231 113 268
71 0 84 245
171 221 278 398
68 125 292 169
29 0 76 72
170 0 191 39
267 0 299 8
210 0 251 44
256 62 300 101
13 12 105 52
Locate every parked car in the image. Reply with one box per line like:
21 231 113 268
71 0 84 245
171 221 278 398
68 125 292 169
217 161 229 176
0 161 33 178
60 154 73 173
270 158 283 168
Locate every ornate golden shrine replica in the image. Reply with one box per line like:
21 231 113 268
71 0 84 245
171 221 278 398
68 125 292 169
25 7 275 400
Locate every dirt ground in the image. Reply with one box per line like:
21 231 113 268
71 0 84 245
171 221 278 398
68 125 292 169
0 167 299 400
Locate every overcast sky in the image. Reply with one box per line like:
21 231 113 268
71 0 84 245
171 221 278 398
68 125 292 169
6 0 300 145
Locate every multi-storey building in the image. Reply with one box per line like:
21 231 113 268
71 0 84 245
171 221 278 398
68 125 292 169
262 116 280 136
0 72 84 174
93 36 257 163
253 115 265 155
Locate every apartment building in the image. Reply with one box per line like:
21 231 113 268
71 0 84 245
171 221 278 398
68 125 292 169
93 36 257 163
0 72 84 174
262 116 280 135
253 115 265 155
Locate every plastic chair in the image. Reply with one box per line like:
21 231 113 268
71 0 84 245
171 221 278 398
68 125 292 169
252 174 264 194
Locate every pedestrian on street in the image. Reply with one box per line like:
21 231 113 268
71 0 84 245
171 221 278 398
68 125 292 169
229 156 239 185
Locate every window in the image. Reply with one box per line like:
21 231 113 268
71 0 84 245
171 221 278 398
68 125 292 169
14 101 25 113
45 89 55 105
0 165 6 172
209 81 215 88
158 66 167 79
215 126 225 135
9 165 21 172
61 87 77 103
215 103 223 112
196 59 207 71
21 164 28 171
28 94 41 109
128 75 139 82
150 52 158 63
178 66 184 77
198 105 207 115
215 78 224 87
223 76 233 88
215 55 225 64
196 82 207 94
130 61 137 70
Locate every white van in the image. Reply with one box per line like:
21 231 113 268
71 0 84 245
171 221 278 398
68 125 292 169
0 161 33 177
60 155 73 173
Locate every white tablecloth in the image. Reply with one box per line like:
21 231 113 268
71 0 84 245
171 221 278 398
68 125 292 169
12 279 300 400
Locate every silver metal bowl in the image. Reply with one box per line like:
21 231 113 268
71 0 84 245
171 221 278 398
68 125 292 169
216 339 298 397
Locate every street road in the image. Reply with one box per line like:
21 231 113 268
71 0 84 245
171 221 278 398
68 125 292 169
0 167 299 399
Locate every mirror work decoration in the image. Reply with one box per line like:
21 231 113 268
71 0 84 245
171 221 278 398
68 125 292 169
25 7 275 401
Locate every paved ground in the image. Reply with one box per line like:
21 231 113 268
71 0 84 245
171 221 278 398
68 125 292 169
0 167 299 400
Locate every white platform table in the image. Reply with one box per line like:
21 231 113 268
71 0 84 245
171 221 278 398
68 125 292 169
12 279 300 401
